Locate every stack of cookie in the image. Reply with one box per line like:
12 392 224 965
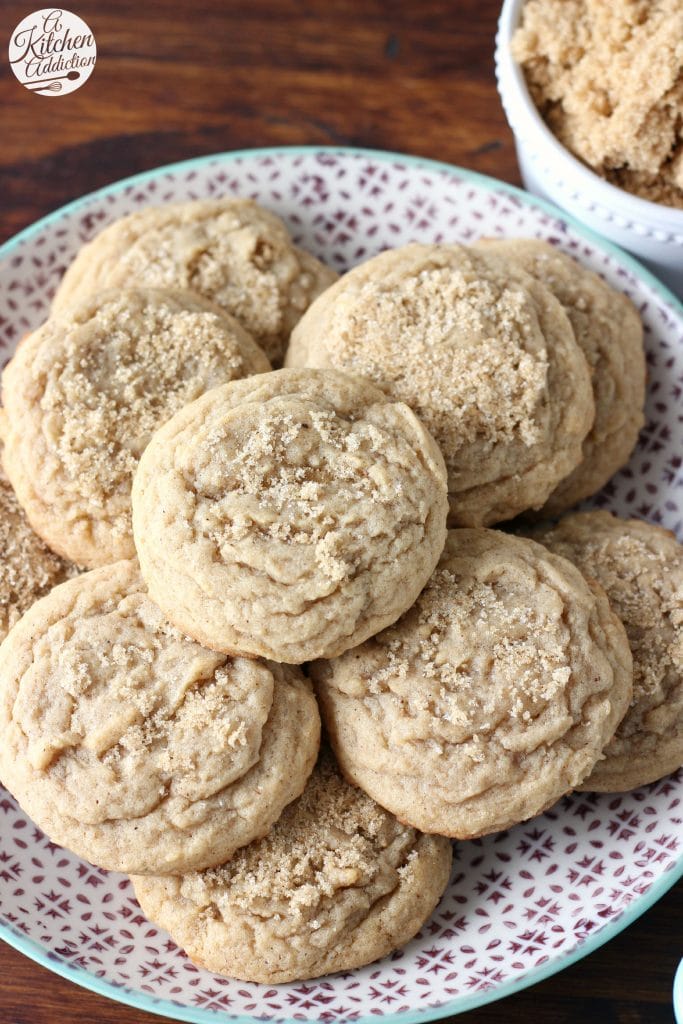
0 197 680 986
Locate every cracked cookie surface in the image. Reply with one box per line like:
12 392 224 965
285 243 594 526
132 368 448 663
0 559 320 874
132 749 452 983
51 198 338 365
475 238 645 514
314 529 632 837
1 288 270 568
527 511 683 790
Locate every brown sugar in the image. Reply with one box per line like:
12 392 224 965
512 0 683 208
0 469 74 640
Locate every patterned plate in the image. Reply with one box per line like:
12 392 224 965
0 147 682 1023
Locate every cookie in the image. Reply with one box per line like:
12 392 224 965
313 529 633 838
132 749 452 984
51 198 338 365
1 288 271 568
132 368 448 663
526 511 683 790
285 243 594 526
475 238 645 513
0 560 320 874
0 468 74 641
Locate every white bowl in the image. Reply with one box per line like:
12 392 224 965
495 0 683 297
675 959 683 1024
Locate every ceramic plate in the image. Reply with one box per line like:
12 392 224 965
0 147 682 1023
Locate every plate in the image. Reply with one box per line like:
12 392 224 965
0 146 682 1023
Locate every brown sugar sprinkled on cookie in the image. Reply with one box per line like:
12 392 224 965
474 238 645 514
132 750 452 983
51 198 338 365
1 288 271 568
364 566 575 725
203 405 413 582
526 511 683 790
0 560 320 874
291 249 548 451
314 528 633 838
286 243 594 526
0 470 75 641
132 368 448 663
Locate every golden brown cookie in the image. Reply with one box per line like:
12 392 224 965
475 238 645 513
0 560 320 874
132 368 448 663
52 198 338 365
0 468 74 641
1 288 270 568
132 749 452 984
313 529 633 837
525 511 683 790
285 243 594 526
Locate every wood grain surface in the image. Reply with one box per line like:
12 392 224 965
0 1 680 1022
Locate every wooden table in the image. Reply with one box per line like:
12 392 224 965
0 1 680 1021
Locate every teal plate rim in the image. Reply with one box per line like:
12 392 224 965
0 144 682 1024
